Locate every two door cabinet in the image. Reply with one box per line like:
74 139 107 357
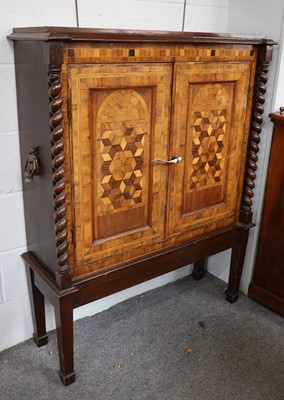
8 27 276 385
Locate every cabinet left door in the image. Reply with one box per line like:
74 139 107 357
68 63 172 277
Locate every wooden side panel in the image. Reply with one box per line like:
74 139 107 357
249 115 284 312
168 62 251 236
13 41 58 276
69 63 172 275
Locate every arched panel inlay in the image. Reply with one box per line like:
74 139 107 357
96 89 150 214
189 83 229 190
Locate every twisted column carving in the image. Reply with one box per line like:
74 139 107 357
241 52 271 224
48 65 72 289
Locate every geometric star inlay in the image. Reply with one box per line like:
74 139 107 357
190 109 226 189
98 90 148 211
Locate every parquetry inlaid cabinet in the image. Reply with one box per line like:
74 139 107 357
8 27 276 385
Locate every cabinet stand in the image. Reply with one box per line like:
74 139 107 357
23 223 250 385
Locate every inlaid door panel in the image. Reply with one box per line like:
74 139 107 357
167 62 251 236
69 63 172 274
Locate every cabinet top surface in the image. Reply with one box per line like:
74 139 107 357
270 112 284 124
8 26 276 45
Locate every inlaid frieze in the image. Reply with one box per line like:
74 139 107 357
67 45 255 64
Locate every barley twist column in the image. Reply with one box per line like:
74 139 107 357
48 64 72 289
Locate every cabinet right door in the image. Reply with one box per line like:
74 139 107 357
167 62 252 237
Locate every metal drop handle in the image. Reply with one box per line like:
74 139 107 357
152 156 182 165
24 147 40 183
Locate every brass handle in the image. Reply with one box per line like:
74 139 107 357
152 156 182 165
24 147 40 183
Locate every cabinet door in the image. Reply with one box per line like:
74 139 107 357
168 62 251 236
69 63 172 275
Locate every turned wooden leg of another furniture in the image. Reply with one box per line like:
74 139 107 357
54 294 76 386
29 268 48 347
226 229 249 303
192 259 207 281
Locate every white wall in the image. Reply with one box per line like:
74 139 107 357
0 0 77 351
0 0 230 351
213 0 284 294
274 33 284 109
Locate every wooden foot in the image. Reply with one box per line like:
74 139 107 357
226 228 249 303
29 268 48 347
225 290 240 304
59 371 76 386
192 259 207 281
54 294 76 386
22 252 78 385
33 332 48 347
